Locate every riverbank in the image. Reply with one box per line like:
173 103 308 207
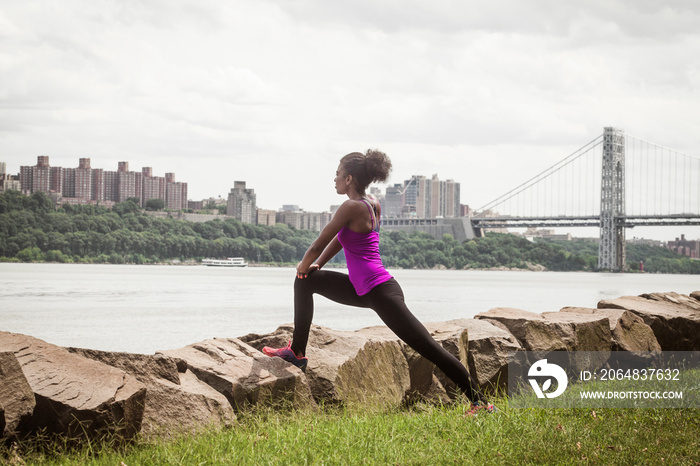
2 288 698 453
4 401 698 465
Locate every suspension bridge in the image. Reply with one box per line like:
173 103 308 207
471 127 700 272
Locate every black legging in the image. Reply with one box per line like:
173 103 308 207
291 270 487 404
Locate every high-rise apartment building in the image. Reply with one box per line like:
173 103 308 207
276 209 332 232
103 171 119 202
18 156 187 209
0 162 20 193
116 161 141 202
388 174 460 219
257 209 277 226
20 155 52 195
142 167 166 206
226 181 256 224
165 173 187 210
75 158 93 200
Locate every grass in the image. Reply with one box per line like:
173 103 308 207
3 398 699 465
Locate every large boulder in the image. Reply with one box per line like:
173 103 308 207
559 307 661 352
0 351 35 438
0 332 145 440
160 338 314 411
69 348 235 438
242 325 410 407
598 292 700 351
690 291 700 301
357 319 521 399
475 307 612 373
356 325 450 404
440 319 522 392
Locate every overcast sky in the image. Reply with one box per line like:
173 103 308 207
2 1 699 241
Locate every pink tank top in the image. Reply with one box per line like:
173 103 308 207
337 199 393 296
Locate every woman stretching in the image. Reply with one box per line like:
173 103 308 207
263 149 493 409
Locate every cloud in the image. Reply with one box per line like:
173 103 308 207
1 0 699 242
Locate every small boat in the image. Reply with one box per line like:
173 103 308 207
202 257 248 267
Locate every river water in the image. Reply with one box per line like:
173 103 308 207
0 263 697 354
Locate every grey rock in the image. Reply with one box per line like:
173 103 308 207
0 351 35 437
69 348 235 438
598 292 700 351
476 307 612 373
160 337 314 411
243 325 410 407
559 307 661 352
0 332 145 440
440 318 522 391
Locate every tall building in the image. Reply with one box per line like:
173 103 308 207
226 181 257 224
165 173 187 210
275 209 332 232
142 167 166 207
441 178 460 218
0 162 20 193
257 209 277 226
384 184 404 218
103 170 119 202
20 155 51 195
667 234 700 259
117 161 141 202
388 174 461 219
75 158 93 200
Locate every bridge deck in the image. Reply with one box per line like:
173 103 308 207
470 215 700 229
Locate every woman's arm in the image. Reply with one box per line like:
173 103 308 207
296 201 355 276
315 235 343 268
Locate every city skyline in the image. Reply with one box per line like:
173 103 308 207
15 156 188 210
4 153 699 243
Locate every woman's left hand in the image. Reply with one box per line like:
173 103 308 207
296 263 320 279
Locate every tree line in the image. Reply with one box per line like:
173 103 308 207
1 190 697 273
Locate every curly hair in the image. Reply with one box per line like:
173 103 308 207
340 149 392 191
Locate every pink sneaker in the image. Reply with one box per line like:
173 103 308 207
262 341 308 372
464 403 498 417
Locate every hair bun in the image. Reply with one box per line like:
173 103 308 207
364 149 392 184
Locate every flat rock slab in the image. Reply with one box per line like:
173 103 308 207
69 348 235 438
160 338 314 411
475 307 612 373
243 325 410 407
475 307 612 352
559 307 661 352
0 351 35 438
598 292 700 351
0 332 145 439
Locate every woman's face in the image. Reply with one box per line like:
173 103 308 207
335 163 350 195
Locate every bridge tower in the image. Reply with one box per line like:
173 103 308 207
598 127 626 271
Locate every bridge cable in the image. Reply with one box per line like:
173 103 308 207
476 134 603 215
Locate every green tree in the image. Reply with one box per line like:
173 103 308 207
145 199 166 211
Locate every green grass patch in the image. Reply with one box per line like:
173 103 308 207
4 399 699 465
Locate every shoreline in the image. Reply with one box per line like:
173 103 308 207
0 259 654 273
